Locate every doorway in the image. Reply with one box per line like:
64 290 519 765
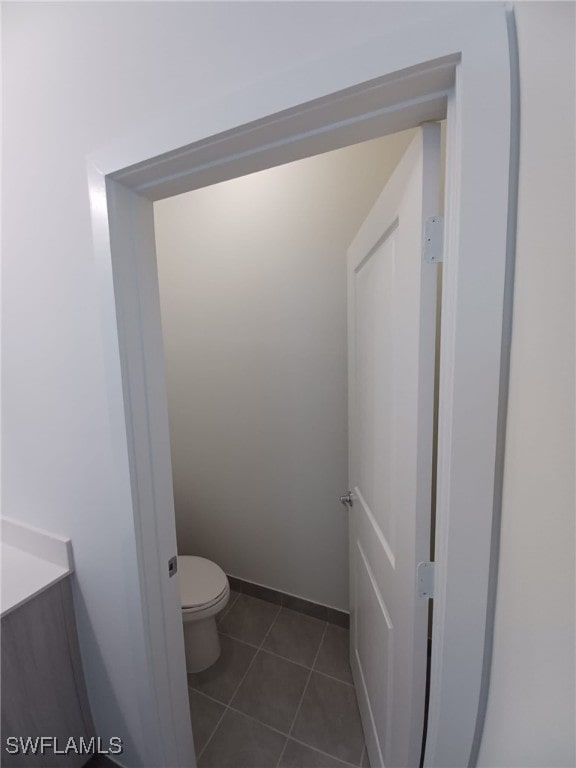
90 11 515 764
153 130 423 615
153 127 439 766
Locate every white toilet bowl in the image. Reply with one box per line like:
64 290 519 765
179 555 230 673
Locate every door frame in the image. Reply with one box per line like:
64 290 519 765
87 5 518 766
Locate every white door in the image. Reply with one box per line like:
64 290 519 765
347 124 441 768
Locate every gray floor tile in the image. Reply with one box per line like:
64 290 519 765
279 739 354 767
314 625 353 684
198 708 286 768
291 672 364 765
361 746 371 767
264 608 326 667
84 758 117 768
188 634 256 704
188 688 225 756
232 649 310 733
219 594 280 646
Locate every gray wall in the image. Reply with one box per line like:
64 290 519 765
154 133 415 611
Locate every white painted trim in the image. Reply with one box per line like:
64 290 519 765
87 5 515 766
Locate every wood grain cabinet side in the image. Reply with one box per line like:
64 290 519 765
1 578 95 767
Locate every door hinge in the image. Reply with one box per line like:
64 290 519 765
423 216 444 263
168 555 178 578
417 561 435 598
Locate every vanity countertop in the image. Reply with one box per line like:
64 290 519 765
1 517 73 618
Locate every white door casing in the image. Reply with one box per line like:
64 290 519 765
347 124 441 767
87 5 515 766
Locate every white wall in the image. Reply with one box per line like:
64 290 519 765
478 3 575 766
154 134 415 611
2 2 573 766
0 4 445 763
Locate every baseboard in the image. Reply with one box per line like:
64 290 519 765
227 575 349 629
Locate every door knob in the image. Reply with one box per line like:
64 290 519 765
340 491 354 508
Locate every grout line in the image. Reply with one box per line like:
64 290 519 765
217 629 260 650
191 687 290 740
313 668 354 688
191 685 361 768
227 602 283 708
227 702 289 739
188 685 227 709
191 628 360 768
216 630 355 687
192 611 355 765
274 733 290 764
275 621 329 768
288 736 360 768
260 645 355 687
218 622 354 688
194 691 228 763
195 603 283 761
360 744 366 767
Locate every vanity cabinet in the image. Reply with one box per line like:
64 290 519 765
1 577 95 767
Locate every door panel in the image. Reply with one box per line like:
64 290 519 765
354 226 398 557
348 124 441 768
355 541 393 757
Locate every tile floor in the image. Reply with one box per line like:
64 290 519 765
188 591 371 768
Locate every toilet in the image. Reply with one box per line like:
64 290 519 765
178 555 230 673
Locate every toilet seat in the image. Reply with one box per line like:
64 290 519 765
181 588 229 617
178 556 229 613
